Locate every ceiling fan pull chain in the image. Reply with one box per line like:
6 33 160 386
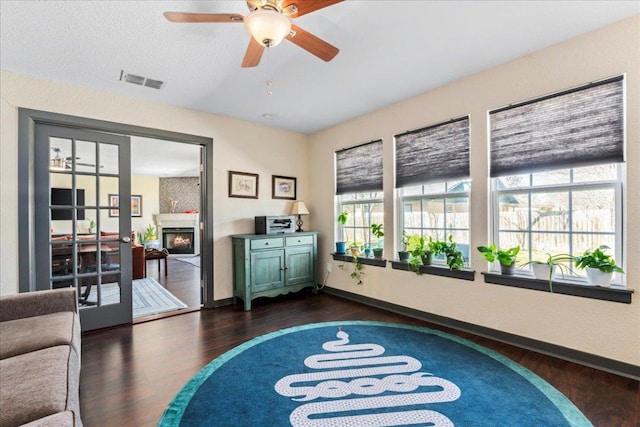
265 46 273 96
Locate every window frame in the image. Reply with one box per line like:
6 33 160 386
337 191 384 248
397 181 471 266
490 166 624 284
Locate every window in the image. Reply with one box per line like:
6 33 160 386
493 165 622 280
489 76 624 282
395 116 470 263
399 181 470 262
338 192 384 247
336 140 384 247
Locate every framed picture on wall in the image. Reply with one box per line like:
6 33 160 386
108 194 119 217
228 171 259 199
108 194 143 217
131 195 142 217
272 175 297 200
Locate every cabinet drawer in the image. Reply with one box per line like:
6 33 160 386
286 235 314 247
250 237 284 250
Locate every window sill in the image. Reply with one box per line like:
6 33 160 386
482 272 633 304
390 260 475 281
331 253 387 267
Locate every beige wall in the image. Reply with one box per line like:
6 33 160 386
1 16 637 367
308 16 640 366
0 72 309 299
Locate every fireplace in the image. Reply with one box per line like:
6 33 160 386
154 213 200 256
162 227 195 255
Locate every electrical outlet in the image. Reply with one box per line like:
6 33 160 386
326 262 332 273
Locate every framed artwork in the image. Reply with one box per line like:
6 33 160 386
272 175 297 200
228 171 259 199
108 194 143 217
131 195 142 217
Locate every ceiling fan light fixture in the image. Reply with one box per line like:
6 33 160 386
244 9 291 47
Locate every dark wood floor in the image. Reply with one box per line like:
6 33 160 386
81 269 639 427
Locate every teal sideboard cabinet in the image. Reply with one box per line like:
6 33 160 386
231 232 318 310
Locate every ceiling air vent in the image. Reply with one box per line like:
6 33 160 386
119 70 165 90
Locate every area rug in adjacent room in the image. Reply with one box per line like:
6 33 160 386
174 256 200 268
159 321 592 427
86 277 187 318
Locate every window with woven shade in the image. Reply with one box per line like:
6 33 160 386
489 76 625 285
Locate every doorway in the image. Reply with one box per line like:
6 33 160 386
18 109 214 331
130 136 202 318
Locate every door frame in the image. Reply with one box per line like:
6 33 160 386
18 108 216 308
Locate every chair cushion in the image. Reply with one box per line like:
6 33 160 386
0 312 80 360
0 346 80 427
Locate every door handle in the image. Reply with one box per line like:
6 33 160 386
120 236 131 243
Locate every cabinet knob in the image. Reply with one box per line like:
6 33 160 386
265 242 269 245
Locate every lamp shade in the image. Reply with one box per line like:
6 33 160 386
244 9 291 47
290 201 310 215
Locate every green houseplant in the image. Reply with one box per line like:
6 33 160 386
407 236 435 275
521 253 575 292
87 219 96 233
574 245 624 287
370 223 384 258
398 231 410 261
477 243 520 275
335 211 349 254
432 236 465 271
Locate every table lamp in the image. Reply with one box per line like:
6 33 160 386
290 201 310 232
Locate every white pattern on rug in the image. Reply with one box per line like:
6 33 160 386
174 256 200 268
85 277 187 318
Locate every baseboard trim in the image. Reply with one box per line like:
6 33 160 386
322 287 640 381
212 297 234 308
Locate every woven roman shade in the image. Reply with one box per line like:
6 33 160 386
489 76 624 177
335 139 383 195
395 117 470 188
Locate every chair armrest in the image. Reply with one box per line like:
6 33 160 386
0 288 78 322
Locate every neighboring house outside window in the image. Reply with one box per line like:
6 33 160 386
395 116 471 265
489 76 624 283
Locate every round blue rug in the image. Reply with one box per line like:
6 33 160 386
159 321 592 426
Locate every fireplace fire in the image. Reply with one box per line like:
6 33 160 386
162 227 195 255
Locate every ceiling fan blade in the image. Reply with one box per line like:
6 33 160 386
163 12 244 23
285 24 339 62
241 37 265 68
281 0 343 18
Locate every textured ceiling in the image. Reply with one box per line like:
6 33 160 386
2 1 638 176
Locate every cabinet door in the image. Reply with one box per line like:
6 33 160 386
250 249 285 292
286 246 314 286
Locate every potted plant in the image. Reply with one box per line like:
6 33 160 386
398 231 410 261
521 253 575 292
335 211 348 254
370 223 384 258
407 236 433 275
477 243 520 275
143 224 160 249
574 245 624 287
87 219 96 234
432 236 465 270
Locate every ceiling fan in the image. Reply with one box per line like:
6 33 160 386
50 148 101 170
164 0 342 67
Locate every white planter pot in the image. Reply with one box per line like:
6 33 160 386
532 263 555 281
585 267 612 287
